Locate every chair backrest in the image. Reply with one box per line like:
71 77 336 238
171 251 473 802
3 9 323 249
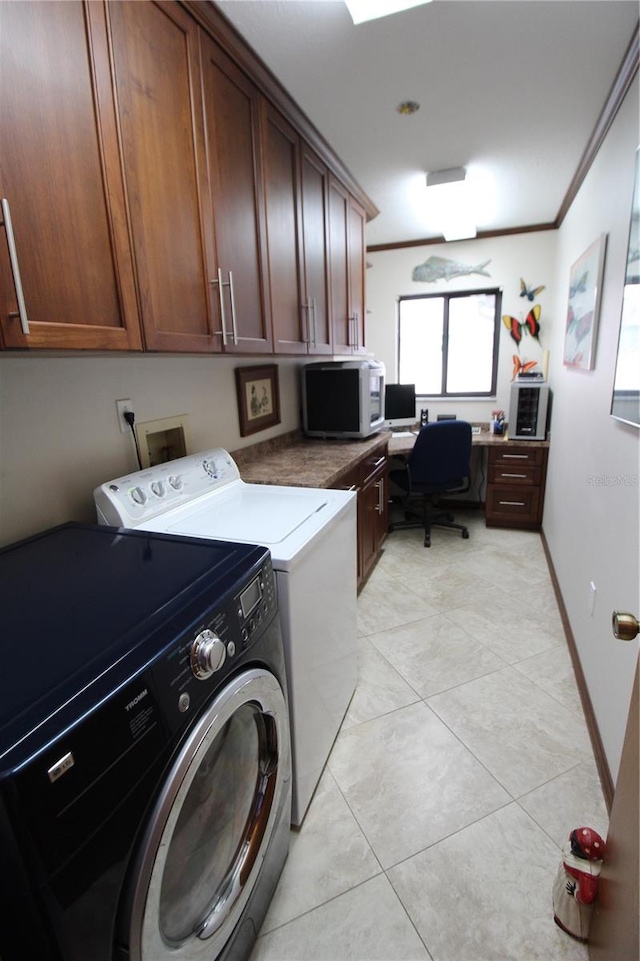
407 420 472 486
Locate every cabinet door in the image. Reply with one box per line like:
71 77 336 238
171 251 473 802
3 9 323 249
261 102 305 355
109 0 219 353
0 0 141 350
300 144 331 354
348 197 366 354
328 177 351 353
200 36 272 354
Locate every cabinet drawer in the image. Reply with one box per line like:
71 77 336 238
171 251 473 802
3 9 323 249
359 450 387 487
486 486 541 524
332 465 359 492
489 446 545 468
488 465 541 486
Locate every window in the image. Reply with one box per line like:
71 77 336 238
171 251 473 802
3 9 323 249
398 288 501 397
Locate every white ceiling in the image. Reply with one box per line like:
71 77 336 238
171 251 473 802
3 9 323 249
214 0 639 246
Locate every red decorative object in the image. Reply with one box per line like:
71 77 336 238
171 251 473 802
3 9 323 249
552 827 607 942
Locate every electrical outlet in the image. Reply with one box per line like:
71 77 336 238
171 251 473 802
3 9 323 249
115 399 133 434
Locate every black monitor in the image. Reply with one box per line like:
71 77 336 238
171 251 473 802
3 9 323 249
383 383 416 429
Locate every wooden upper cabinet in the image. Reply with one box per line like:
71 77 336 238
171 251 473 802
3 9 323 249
199 35 272 353
108 0 220 352
300 144 332 354
328 176 367 355
348 197 367 354
328 177 351 353
0 1 141 350
260 102 306 355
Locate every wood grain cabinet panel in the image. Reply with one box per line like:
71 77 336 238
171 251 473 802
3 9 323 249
200 35 272 353
109 0 219 352
0 0 141 350
300 144 331 354
331 442 388 590
348 198 366 353
328 176 366 354
358 446 388 586
261 102 304 354
485 444 549 529
261 104 333 355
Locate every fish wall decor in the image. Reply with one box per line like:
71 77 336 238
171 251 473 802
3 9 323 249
412 256 492 283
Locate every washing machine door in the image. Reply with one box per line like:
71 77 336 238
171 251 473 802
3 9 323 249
124 668 290 961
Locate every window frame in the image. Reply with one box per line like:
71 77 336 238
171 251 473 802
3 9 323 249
397 286 502 398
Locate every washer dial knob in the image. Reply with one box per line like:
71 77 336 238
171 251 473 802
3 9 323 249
130 486 147 506
190 629 226 679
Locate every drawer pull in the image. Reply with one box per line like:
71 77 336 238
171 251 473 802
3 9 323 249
372 456 386 469
500 472 527 478
499 500 526 506
502 454 529 459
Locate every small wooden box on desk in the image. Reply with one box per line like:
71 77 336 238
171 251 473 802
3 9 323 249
485 442 549 529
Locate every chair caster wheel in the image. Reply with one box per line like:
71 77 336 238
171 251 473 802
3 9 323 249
462 530 469 539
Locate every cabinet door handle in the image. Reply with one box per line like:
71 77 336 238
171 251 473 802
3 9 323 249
375 477 385 513
228 270 238 345
301 301 311 345
212 268 228 346
311 296 317 348
348 312 356 347
1 198 30 335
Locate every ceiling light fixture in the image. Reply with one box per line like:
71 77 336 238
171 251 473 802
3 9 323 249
425 166 477 242
345 0 432 26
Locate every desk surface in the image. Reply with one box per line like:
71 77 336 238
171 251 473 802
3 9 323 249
387 429 549 456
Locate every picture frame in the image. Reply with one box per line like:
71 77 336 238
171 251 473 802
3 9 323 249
235 364 281 437
610 145 640 427
563 233 607 370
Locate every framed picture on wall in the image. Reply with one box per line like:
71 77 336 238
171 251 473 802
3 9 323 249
235 364 281 437
611 145 640 427
563 233 607 370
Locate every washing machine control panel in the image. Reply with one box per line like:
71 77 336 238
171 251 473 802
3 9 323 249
152 558 279 730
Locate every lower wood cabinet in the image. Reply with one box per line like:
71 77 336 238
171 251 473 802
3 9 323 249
485 444 549 529
332 441 388 590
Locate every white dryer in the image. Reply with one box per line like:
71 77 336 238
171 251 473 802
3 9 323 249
95 449 358 826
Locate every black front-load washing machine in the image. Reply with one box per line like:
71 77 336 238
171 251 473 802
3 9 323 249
0 523 291 961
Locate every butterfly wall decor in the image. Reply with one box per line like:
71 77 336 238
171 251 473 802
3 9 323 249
512 355 539 380
519 278 546 301
502 304 542 347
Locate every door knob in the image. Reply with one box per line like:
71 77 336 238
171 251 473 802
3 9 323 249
611 611 639 641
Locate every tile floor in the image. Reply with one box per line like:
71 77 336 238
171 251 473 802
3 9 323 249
250 512 609 961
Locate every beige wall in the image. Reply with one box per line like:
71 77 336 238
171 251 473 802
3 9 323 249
0 354 306 546
544 75 639 783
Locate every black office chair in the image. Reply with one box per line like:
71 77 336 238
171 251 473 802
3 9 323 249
389 420 472 547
